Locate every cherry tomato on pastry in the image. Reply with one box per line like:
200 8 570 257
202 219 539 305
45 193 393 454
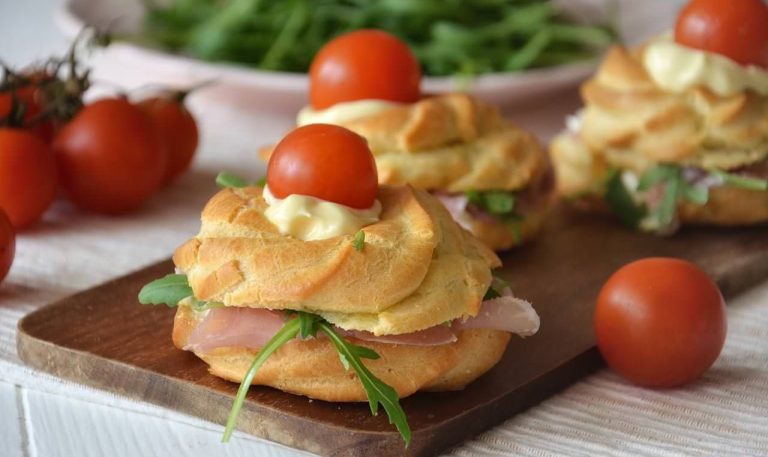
594 258 726 388
137 94 198 185
309 29 421 110
675 0 768 68
0 208 14 284
53 98 166 214
0 128 57 229
267 124 378 209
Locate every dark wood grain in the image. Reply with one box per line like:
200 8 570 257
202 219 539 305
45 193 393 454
16 206 768 457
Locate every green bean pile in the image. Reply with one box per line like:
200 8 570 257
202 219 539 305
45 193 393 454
137 0 617 76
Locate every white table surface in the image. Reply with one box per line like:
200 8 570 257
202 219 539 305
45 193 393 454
1 1 768 457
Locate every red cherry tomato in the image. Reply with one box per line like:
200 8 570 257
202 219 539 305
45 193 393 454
267 124 378 209
675 0 768 68
309 29 421 110
0 208 14 284
594 258 726 388
137 94 198 185
0 128 57 229
53 98 166 214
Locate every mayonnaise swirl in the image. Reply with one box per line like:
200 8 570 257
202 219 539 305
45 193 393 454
642 33 768 96
262 185 381 241
297 99 402 126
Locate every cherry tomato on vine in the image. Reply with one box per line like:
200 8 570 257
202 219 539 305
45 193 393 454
0 128 57 229
267 124 378 209
0 208 14 284
675 0 768 68
309 29 421 110
0 74 56 142
53 98 166 214
137 94 198 184
594 258 726 388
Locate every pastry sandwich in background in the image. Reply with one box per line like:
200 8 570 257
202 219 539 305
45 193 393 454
262 29 555 251
550 0 768 234
141 123 540 444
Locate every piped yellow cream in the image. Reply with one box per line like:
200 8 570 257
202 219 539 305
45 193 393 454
643 33 768 96
262 185 381 241
297 99 402 126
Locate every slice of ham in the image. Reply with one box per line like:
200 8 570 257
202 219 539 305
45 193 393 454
341 325 457 346
433 192 474 230
184 290 540 354
184 307 286 353
453 289 540 337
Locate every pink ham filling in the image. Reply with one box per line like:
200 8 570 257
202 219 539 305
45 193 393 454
184 290 540 354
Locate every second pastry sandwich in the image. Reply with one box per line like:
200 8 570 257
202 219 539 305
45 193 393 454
262 29 555 251
550 5 768 233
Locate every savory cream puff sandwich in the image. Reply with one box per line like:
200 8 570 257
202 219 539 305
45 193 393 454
550 0 768 234
140 124 539 444
261 29 554 251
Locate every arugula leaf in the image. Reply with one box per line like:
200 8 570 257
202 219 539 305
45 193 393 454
318 321 411 446
222 317 302 442
352 230 366 252
710 169 768 191
189 298 225 312
483 287 500 301
484 275 510 300
466 190 517 217
138 274 193 306
466 190 523 242
604 170 646 228
219 311 410 445
482 191 516 215
637 165 676 191
297 311 321 339
681 182 709 205
216 172 249 188
139 274 222 310
491 275 510 292
636 165 709 231
216 172 268 189
655 173 680 229
465 190 483 206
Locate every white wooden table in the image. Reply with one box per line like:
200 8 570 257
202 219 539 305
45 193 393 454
2 1 768 456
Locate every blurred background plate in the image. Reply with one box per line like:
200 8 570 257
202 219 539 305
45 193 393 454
55 0 682 118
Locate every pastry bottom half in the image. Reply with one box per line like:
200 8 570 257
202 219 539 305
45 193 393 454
551 134 768 226
173 306 511 402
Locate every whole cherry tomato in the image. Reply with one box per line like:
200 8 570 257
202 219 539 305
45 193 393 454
0 128 57 229
267 124 378 209
137 93 198 184
594 258 726 388
0 208 14 284
309 29 421 110
675 0 768 68
53 98 166 214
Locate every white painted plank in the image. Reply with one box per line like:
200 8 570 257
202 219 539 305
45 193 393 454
0 381 24 457
24 388 315 457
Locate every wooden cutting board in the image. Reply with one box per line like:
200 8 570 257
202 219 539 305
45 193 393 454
17 206 768 457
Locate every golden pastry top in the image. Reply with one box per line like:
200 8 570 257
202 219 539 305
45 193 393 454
262 93 550 192
578 45 768 173
173 184 500 335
